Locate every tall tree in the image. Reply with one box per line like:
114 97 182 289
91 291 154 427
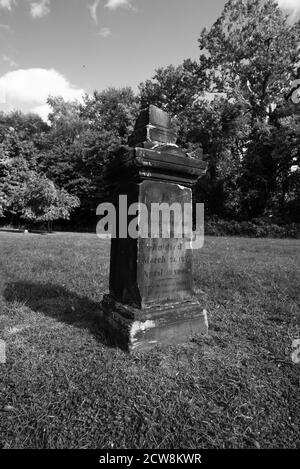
196 0 300 218
20 172 80 231
37 88 140 224
199 0 300 121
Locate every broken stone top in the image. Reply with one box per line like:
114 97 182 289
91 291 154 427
128 104 178 148
106 105 207 188
134 105 172 130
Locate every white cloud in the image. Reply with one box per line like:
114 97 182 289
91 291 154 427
0 68 84 120
278 0 299 9
29 0 51 18
104 0 134 10
277 0 300 19
31 103 52 121
0 0 16 10
88 0 100 24
1 54 18 67
98 26 112 38
0 0 51 18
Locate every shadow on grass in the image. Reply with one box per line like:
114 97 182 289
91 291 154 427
4 281 113 348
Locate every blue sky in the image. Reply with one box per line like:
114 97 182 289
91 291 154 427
0 0 299 119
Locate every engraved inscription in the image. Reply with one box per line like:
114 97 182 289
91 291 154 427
138 238 193 302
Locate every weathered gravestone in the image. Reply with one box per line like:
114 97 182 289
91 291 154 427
99 105 208 352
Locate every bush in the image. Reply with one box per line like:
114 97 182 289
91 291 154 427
205 217 300 239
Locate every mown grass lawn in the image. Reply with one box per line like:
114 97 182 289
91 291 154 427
0 232 299 449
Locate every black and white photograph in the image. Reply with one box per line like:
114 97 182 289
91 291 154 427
0 0 299 457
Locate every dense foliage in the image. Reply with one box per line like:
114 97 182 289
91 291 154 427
141 0 300 224
0 0 299 232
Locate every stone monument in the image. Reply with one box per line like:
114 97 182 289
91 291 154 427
99 105 208 352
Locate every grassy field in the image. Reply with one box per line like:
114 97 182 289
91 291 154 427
0 232 299 449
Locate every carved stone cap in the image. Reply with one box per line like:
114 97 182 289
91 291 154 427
106 146 207 188
128 105 178 147
106 105 207 188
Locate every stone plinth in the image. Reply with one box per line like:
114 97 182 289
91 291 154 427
99 105 207 352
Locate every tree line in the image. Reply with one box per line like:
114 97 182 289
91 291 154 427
0 0 299 231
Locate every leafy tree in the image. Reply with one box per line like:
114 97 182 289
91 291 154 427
0 111 49 139
2 3 299 228
0 124 40 222
47 96 85 142
239 113 300 220
190 96 248 217
38 88 140 224
18 172 80 231
196 0 300 219
81 87 140 140
139 0 300 221
0 152 9 217
0 113 79 229
140 60 207 114
199 0 300 121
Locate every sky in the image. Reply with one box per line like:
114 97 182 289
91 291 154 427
0 0 299 120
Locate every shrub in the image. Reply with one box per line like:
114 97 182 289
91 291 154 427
205 217 300 239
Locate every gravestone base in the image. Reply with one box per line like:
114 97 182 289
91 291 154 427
100 294 208 353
